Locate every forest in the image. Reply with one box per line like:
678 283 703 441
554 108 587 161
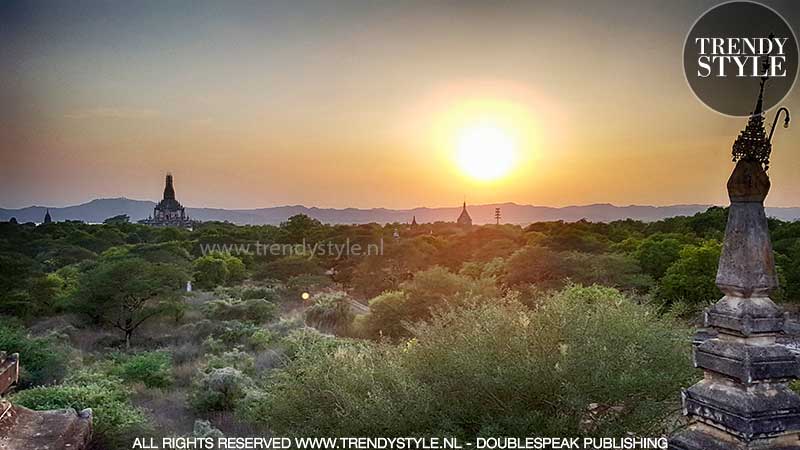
3 207 800 448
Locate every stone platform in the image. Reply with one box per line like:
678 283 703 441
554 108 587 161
0 401 92 450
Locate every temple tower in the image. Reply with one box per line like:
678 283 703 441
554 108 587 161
139 172 194 228
163 173 176 201
456 202 472 227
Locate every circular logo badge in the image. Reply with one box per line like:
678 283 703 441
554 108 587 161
683 1 798 117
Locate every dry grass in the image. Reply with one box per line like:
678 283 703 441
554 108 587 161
173 358 204 388
253 349 285 372
131 384 195 437
206 410 270 437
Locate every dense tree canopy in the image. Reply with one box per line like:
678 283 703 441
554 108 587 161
75 257 188 347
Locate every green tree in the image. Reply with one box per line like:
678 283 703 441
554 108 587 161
194 255 229 289
360 267 499 338
193 252 246 288
280 214 325 243
634 236 683 280
658 241 722 309
502 245 569 288
75 257 187 348
27 273 67 315
254 255 323 281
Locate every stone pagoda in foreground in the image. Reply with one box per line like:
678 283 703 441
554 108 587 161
670 77 799 449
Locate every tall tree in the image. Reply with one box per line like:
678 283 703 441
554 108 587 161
76 257 187 348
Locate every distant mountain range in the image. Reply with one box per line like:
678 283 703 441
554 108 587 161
3 198 800 225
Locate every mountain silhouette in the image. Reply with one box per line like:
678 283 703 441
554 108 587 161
3 198 800 225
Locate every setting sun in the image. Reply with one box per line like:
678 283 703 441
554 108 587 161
456 123 517 181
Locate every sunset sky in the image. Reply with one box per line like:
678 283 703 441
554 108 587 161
2 0 800 210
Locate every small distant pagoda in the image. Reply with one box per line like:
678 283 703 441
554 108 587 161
456 202 472 227
139 173 195 228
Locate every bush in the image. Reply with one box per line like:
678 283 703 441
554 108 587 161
283 274 334 301
237 341 429 437
203 297 278 323
108 351 173 389
248 328 275 350
13 371 149 449
206 348 256 376
304 291 355 335
215 321 262 346
0 323 68 386
240 285 695 438
193 419 224 439
190 367 253 412
361 291 408 338
359 267 499 338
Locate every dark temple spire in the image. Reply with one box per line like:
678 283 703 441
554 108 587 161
163 173 176 201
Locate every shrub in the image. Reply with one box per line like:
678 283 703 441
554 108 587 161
359 267 500 338
237 341 429 437
267 316 305 337
193 419 224 439
214 320 262 346
278 327 346 360
13 371 149 449
190 367 253 412
362 291 408 338
206 348 256 376
240 287 279 300
108 351 173 389
203 297 278 323
248 329 275 350
304 291 355 335
283 274 334 301
0 323 68 386
404 285 695 435
240 285 695 438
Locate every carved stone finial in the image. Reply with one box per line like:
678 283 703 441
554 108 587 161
732 79 772 170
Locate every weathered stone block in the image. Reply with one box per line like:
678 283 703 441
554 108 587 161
706 296 786 337
694 339 800 383
669 427 800 450
683 379 800 439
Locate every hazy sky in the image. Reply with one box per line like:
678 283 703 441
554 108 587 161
3 0 800 209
